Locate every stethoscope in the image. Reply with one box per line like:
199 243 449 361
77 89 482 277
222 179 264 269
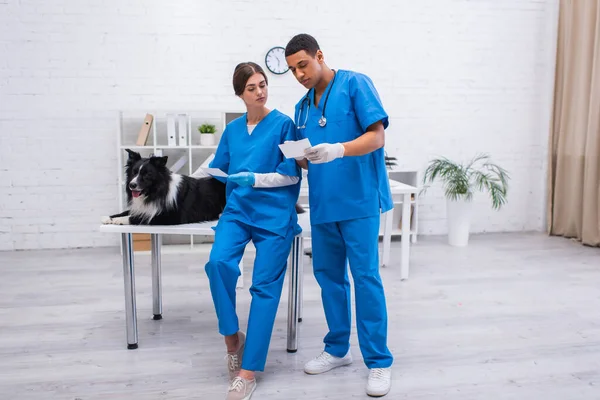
296 70 337 129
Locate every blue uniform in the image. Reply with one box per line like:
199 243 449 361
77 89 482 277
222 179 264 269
205 109 301 372
294 69 393 368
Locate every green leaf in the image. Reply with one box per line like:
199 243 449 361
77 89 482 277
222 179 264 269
422 153 510 210
198 124 216 134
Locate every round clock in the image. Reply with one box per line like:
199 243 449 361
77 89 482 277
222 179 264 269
265 46 289 75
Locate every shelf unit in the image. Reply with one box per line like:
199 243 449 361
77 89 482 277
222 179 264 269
115 110 244 251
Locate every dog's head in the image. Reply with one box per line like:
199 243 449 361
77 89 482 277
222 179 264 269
124 149 170 201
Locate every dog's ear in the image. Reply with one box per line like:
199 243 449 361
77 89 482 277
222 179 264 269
125 149 141 161
150 155 168 168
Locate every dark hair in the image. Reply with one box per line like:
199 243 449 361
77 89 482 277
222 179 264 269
285 33 320 57
232 62 268 96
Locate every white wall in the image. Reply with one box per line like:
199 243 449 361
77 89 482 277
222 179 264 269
0 0 559 250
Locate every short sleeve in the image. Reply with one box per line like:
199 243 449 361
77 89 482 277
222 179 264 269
275 118 302 178
350 73 389 132
209 126 230 183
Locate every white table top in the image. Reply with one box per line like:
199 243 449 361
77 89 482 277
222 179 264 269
99 180 417 236
98 212 313 236
299 179 418 196
99 220 219 235
389 180 419 193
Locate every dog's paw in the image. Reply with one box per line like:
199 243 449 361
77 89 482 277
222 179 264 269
101 216 113 224
112 216 130 225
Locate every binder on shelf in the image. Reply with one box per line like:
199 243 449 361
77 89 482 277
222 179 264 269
178 114 187 146
167 114 177 146
135 113 153 146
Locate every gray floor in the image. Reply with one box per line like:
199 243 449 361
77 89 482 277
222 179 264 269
1 232 599 400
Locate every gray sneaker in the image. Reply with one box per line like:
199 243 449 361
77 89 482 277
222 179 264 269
226 376 256 400
226 331 246 382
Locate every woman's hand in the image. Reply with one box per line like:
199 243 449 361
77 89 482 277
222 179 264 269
228 172 256 187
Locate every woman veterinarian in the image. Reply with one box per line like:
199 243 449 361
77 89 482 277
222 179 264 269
204 61 302 400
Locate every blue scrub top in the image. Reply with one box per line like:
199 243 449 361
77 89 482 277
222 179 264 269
293 69 393 225
210 109 302 237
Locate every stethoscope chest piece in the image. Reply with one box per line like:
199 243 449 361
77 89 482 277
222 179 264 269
296 70 337 130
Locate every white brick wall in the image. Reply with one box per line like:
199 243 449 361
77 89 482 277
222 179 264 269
0 0 559 250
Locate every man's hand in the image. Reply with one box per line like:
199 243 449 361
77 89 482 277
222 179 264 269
228 172 255 187
304 142 345 164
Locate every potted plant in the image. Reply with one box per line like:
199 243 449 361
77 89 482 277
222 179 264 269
198 124 216 146
421 153 509 246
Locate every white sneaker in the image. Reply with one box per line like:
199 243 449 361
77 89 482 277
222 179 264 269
304 350 353 375
366 367 392 397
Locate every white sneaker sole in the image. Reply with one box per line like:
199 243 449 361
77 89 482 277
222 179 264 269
304 358 353 375
240 385 256 400
366 386 390 397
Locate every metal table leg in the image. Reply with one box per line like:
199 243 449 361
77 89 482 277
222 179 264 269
401 192 412 280
287 236 303 353
382 209 393 267
298 245 304 323
151 233 162 320
121 233 138 349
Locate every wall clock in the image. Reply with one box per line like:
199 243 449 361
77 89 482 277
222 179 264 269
265 46 289 75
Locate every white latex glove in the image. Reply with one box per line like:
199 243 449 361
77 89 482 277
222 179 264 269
304 143 345 164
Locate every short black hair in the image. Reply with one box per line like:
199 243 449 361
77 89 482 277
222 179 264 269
285 33 320 57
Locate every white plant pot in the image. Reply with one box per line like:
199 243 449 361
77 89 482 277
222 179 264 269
200 133 215 146
446 197 472 247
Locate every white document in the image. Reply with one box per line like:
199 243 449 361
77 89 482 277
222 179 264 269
278 138 312 159
201 167 228 178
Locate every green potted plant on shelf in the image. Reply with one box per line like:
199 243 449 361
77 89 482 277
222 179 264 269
421 153 510 247
198 123 216 146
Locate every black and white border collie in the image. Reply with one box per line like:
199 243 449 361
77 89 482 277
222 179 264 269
101 149 227 225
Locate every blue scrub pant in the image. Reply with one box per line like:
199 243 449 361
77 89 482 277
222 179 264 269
311 215 393 369
204 218 294 372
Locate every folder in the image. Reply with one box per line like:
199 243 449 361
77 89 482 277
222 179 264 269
178 114 187 146
167 114 177 146
135 114 153 146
